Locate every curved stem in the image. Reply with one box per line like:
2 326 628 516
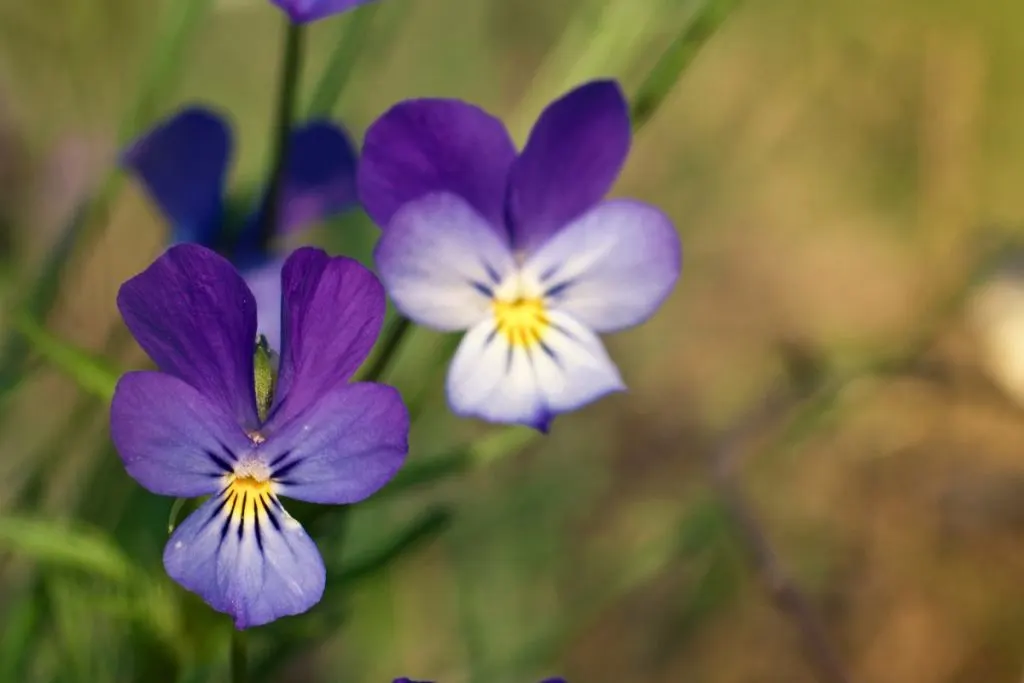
231 628 248 683
257 20 305 251
359 316 412 383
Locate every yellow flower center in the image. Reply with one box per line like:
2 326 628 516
493 297 549 348
225 473 274 524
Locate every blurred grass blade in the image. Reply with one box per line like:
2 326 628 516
337 506 452 583
0 515 138 583
167 498 188 534
305 3 381 118
0 0 214 405
13 314 120 401
630 0 743 131
375 449 472 501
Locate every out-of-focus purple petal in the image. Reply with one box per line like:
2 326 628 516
374 192 515 331
110 371 253 497
163 492 325 629
121 107 231 247
241 258 285 353
445 311 624 430
279 121 358 232
358 98 516 233
271 0 375 23
523 199 680 332
266 383 408 504
506 80 631 254
268 248 385 428
236 122 359 252
117 244 260 430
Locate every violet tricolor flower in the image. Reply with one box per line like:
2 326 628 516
271 0 376 23
110 244 408 628
122 106 358 350
358 80 681 430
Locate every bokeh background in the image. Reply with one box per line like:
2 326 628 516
3 0 1024 681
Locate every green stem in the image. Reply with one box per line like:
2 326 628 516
230 628 247 683
305 4 380 118
257 20 305 251
359 316 411 383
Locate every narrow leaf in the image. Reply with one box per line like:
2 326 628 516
337 507 452 583
14 314 120 401
0 515 138 583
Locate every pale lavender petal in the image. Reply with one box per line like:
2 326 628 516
374 192 515 331
358 99 516 233
117 244 259 429
110 371 253 497
506 80 631 254
241 259 285 353
163 492 324 629
522 199 681 332
264 383 408 504
268 248 385 429
271 0 375 23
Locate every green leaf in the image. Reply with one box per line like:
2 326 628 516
0 515 138 584
305 3 382 118
630 0 744 131
336 506 452 583
14 314 119 401
374 449 472 501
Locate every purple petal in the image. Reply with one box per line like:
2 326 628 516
506 80 631 254
268 248 385 428
523 199 680 332
271 0 375 23
357 98 516 233
163 492 325 629
117 244 259 430
237 122 359 250
110 371 252 497
121 107 231 247
374 192 515 331
446 312 624 429
279 121 358 232
241 258 285 353
264 383 408 504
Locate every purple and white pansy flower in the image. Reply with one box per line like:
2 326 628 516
109 244 409 628
357 79 682 430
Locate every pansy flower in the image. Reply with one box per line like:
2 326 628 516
271 0 376 23
122 106 358 350
358 80 681 430
110 244 409 628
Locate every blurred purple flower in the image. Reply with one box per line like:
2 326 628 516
271 0 376 23
110 244 409 629
122 106 358 350
358 80 682 431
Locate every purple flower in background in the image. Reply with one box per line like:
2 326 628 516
358 80 681 430
271 0 376 23
110 244 409 628
122 107 358 351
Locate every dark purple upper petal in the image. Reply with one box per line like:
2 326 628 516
357 98 516 233
270 0 375 23
506 80 631 254
267 248 385 429
121 107 231 247
117 244 259 430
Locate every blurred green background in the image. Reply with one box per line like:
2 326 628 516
4 0 1024 681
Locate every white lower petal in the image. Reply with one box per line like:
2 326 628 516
445 311 624 429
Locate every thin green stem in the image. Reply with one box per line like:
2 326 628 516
257 20 305 251
306 4 380 118
230 628 247 683
359 316 411 383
